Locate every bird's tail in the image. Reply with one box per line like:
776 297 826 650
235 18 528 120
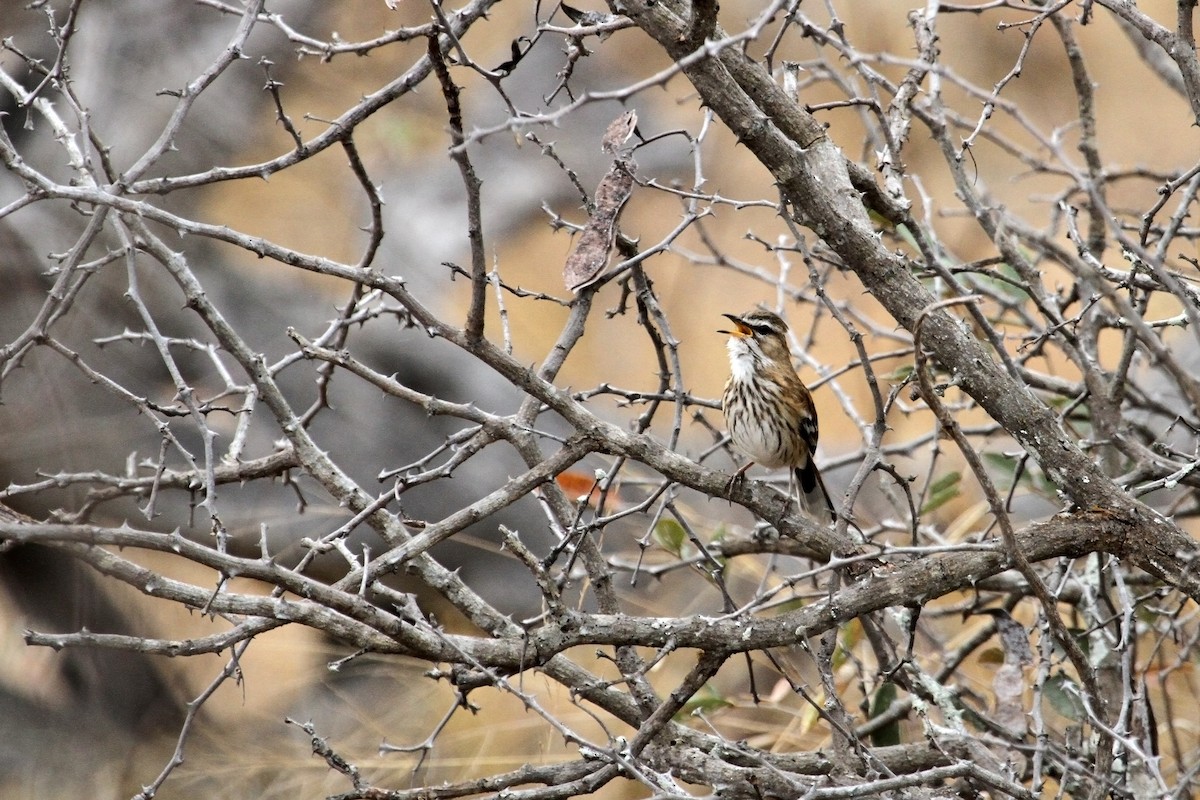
794 459 835 524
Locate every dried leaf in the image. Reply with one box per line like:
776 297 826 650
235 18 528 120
555 469 596 503
993 663 1027 736
601 109 638 155
494 38 529 74
992 609 1033 666
560 2 587 23
979 609 1032 736
563 159 635 292
559 3 619 35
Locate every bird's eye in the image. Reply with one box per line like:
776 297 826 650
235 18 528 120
751 324 773 336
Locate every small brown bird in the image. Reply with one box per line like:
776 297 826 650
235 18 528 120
720 309 835 522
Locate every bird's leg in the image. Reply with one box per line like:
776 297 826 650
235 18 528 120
785 469 802 516
726 461 754 496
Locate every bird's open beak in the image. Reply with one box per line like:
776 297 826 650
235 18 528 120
718 313 751 337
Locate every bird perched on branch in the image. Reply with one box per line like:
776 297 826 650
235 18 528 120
720 309 835 523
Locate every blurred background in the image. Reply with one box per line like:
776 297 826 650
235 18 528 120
2 0 1199 796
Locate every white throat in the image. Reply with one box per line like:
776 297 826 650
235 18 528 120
726 337 759 383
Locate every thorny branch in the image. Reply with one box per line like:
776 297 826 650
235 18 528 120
3 1 1200 798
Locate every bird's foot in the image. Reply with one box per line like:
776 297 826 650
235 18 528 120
725 462 753 497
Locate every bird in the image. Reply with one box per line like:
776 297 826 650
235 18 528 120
720 309 835 523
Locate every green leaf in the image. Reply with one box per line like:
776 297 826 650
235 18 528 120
977 646 1005 665
982 452 1018 470
768 597 806 615
982 452 1023 492
927 471 962 494
868 682 902 747
832 620 862 671
895 223 920 252
652 519 687 557
676 684 732 719
868 208 895 231
1044 672 1085 721
981 452 1058 497
978 262 1032 301
921 471 961 513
